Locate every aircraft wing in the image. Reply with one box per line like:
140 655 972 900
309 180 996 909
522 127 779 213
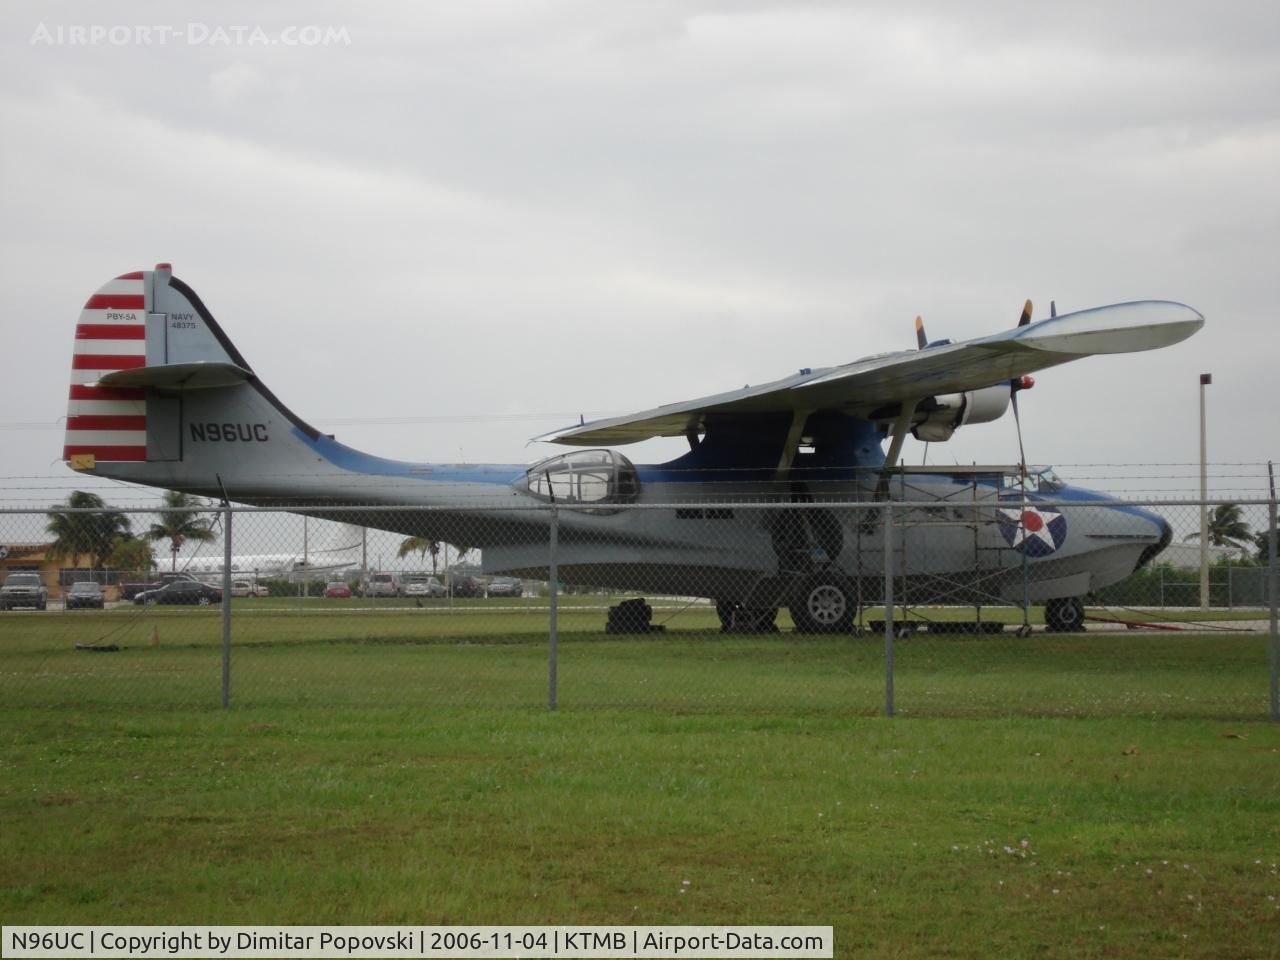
535 300 1203 446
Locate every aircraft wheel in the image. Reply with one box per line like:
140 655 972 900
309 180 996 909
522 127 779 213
789 574 856 634
1044 596 1085 632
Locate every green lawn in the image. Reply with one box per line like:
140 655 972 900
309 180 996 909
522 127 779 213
0 606 1271 718
1 608 1278 957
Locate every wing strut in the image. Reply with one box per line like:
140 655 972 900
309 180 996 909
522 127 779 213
875 401 918 499
775 409 812 479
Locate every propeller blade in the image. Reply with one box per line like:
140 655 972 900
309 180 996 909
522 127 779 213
1050 300 1057 319
1017 299 1033 328
915 315 927 350
1010 385 1032 630
1011 387 1028 482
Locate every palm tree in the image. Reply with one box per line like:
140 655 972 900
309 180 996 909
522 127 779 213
1183 503 1252 551
104 535 156 575
397 536 441 573
45 491 132 569
1254 529 1276 565
145 490 218 571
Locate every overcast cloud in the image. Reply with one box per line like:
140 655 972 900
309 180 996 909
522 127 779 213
1 0 1277 506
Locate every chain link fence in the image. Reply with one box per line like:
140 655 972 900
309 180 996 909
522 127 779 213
2 494 1275 719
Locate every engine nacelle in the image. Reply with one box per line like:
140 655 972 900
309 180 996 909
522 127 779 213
911 384 1011 442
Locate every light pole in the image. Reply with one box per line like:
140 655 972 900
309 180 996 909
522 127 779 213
1199 373 1211 610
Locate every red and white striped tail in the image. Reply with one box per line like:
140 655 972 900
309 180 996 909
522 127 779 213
64 270 149 464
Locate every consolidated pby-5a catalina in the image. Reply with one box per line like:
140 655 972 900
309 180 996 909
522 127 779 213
63 265 1203 632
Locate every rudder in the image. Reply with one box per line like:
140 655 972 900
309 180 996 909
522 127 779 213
65 270 151 464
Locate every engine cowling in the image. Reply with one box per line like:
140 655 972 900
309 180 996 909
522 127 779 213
911 384 1011 442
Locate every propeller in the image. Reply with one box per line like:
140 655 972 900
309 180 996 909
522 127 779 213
1011 298 1036 474
1010 374 1034 478
1011 299 1036 634
913 315 930 462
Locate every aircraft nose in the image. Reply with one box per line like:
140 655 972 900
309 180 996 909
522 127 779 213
1134 516 1173 572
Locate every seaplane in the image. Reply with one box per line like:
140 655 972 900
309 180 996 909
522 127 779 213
62 264 1202 633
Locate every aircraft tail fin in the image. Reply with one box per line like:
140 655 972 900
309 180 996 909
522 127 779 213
64 264 324 493
64 264 256 466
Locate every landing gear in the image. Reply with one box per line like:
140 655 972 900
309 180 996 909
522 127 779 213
789 574 856 634
715 601 779 633
1044 596 1086 632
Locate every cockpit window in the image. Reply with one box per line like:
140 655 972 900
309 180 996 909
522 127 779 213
1035 468 1064 492
999 467 1064 493
523 450 639 508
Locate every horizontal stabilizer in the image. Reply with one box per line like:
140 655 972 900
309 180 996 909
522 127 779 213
96 361 253 390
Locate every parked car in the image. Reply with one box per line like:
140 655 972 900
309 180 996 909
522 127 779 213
448 575 484 598
134 580 223 606
404 575 447 598
485 577 523 598
65 581 105 609
120 572 197 601
0 572 48 610
361 573 401 597
324 581 352 598
230 580 269 598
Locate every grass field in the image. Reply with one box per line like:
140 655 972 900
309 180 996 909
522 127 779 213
2 607 1278 957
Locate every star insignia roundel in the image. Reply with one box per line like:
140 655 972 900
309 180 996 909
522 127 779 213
996 500 1068 557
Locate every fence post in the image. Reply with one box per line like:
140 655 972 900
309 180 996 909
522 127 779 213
884 503 894 718
549 506 558 712
1268 486 1277 723
221 503 232 709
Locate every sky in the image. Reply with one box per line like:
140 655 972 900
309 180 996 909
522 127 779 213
1 0 1278 512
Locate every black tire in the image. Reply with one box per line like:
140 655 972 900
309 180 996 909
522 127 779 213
197 596 212 606
1044 596 1085 632
715 600 735 630
789 574 856 634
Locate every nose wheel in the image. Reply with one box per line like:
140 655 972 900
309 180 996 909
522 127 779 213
1044 596 1085 632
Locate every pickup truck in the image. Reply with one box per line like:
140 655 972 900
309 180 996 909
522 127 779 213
231 580 270 598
